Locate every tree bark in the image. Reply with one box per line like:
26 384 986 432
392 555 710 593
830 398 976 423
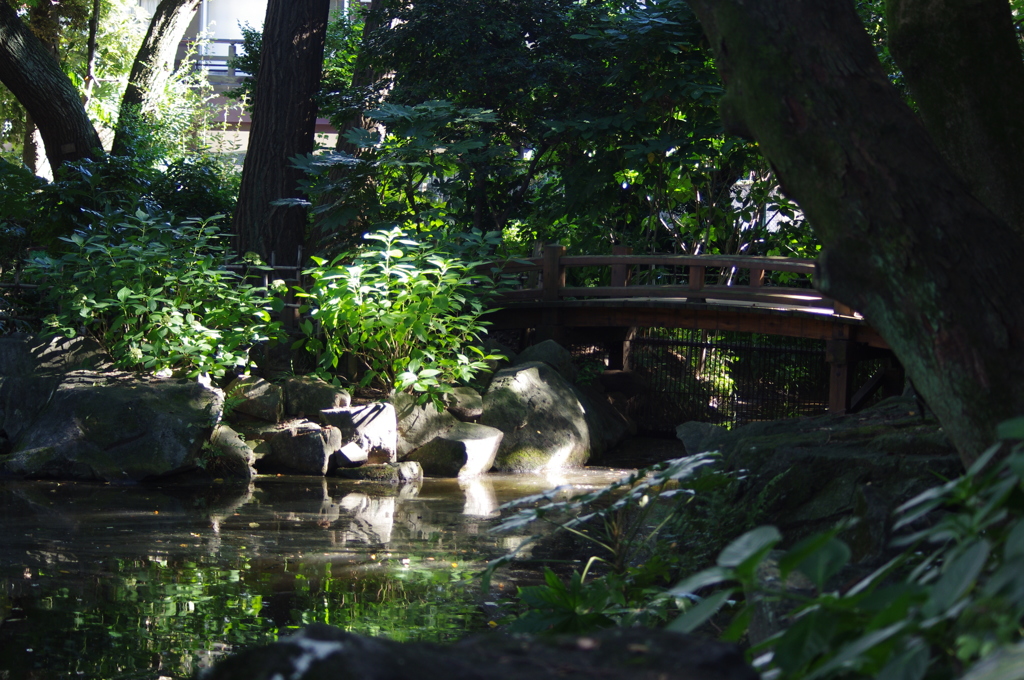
335 0 387 156
232 0 331 263
111 0 201 156
82 0 102 106
688 0 1024 467
0 2 101 170
887 0 1024 237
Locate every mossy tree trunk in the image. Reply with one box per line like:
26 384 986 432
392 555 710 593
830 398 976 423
111 0 201 156
233 0 331 263
688 0 1024 467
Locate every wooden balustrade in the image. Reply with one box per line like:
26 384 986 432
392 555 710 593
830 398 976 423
495 244 842 314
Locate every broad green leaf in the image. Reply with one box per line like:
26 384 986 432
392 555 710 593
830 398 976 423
666 589 734 634
795 538 851 591
804 621 908 680
668 566 732 597
876 641 929 680
717 526 781 569
922 539 990 618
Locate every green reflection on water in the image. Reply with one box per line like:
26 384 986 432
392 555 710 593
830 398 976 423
0 470 627 679
3 552 487 679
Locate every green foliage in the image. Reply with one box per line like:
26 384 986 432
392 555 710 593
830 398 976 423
666 431 1024 680
0 150 239 252
492 424 1024 680
307 0 820 265
295 226 503 403
24 212 281 378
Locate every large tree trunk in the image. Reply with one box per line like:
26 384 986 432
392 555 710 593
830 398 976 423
232 0 331 263
111 0 201 156
688 0 1024 467
0 2 101 170
887 0 1024 237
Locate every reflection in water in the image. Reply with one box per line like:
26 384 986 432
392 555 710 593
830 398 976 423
0 468 626 680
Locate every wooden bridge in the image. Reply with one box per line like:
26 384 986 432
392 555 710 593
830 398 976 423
485 245 902 416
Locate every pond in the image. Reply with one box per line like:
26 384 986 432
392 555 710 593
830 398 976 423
0 469 629 680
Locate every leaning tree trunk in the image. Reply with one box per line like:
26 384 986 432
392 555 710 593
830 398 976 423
232 0 331 263
0 2 102 170
688 0 1024 467
111 0 201 156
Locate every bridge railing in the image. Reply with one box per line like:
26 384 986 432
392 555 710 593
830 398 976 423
495 244 851 314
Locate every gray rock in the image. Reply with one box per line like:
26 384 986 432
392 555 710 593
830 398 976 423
406 422 502 478
262 423 342 476
330 441 368 469
321 403 397 463
0 333 111 376
394 392 459 458
205 425 258 482
481 362 590 473
333 461 423 485
0 335 113 444
513 339 576 382
226 376 284 423
284 376 351 417
446 386 483 421
199 624 758 680
572 383 630 458
0 373 224 483
676 421 728 455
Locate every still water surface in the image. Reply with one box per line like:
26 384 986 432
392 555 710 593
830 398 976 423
0 470 627 680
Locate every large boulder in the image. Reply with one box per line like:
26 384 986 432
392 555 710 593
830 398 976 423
0 334 112 445
481 362 590 473
225 376 284 423
405 422 502 478
394 392 459 458
260 423 343 476
284 376 351 417
201 625 758 680
513 339 576 381
321 403 397 463
446 386 484 421
0 371 224 483
691 396 963 561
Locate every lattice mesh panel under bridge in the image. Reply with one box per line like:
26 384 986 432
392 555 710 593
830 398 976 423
576 329 833 433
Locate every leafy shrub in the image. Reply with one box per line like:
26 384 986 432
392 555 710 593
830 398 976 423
24 212 281 378
295 226 502 404
667 423 1024 680
493 417 1024 680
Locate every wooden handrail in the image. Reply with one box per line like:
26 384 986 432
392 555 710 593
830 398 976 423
491 244 846 314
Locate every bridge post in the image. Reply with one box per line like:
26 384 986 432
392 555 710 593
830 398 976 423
826 337 853 414
608 246 634 369
538 244 567 344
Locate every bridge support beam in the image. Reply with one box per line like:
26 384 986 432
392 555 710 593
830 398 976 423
827 334 903 414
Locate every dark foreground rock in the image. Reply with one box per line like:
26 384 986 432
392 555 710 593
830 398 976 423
1 371 223 483
677 395 962 561
199 625 757 680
